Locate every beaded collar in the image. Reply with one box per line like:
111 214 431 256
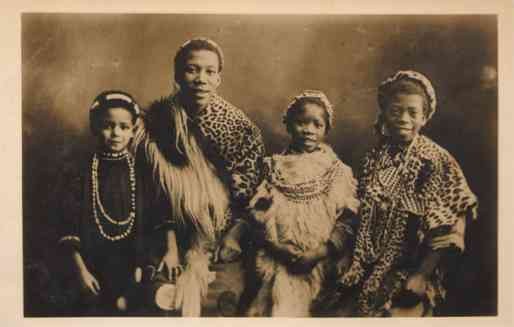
269 144 343 203
97 149 130 161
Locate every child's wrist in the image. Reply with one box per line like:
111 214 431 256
223 237 240 248
77 265 89 277
314 244 329 261
71 251 87 272
163 250 179 262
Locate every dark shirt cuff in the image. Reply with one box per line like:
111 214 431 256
58 235 81 251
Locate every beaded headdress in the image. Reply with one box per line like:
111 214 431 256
283 90 334 129
90 90 141 116
378 70 437 121
89 91 141 133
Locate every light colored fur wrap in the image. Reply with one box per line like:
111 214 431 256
247 144 359 317
134 98 229 316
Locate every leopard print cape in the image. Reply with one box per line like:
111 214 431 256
341 135 478 315
143 93 265 210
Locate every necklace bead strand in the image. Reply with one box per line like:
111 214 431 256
91 152 136 241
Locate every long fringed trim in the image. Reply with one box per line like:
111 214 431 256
254 249 326 317
136 97 230 238
174 246 213 316
143 137 229 238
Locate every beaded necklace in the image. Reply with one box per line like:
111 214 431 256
272 161 340 203
270 145 342 203
98 150 130 160
365 135 418 260
91 150 136 241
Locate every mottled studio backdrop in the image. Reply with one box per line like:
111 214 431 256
22 14 497 315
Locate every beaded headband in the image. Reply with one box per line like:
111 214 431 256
90 91 141 117
177 37 225 72
378 70 437 120
283 90 334 128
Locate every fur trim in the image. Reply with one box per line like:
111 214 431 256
136 96 230 239
174 245 214 316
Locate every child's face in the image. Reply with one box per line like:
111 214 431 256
288 103 327 153
179 49 221 110
383 93 426 144
97 107 135 153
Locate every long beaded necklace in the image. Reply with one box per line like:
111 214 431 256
366 135 418 259
91 150 136 241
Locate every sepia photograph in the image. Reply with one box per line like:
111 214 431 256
19 8 503 321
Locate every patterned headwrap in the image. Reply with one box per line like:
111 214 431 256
283 90 335 129
378 70 437 121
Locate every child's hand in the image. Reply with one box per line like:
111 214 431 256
159 251 182 283
268 243 302 265
219 237 242 263
289 249 322 274
405 273 428 296
248 184 273 224
78 268 100 295
160 230 182 283
336 251 352 276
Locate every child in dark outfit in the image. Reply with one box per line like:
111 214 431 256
57 91 179 315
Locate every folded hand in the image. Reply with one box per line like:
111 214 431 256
288 249 322 274
405 273 428 297
78 268 100 295
219 237 242 263
159 252 183 283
